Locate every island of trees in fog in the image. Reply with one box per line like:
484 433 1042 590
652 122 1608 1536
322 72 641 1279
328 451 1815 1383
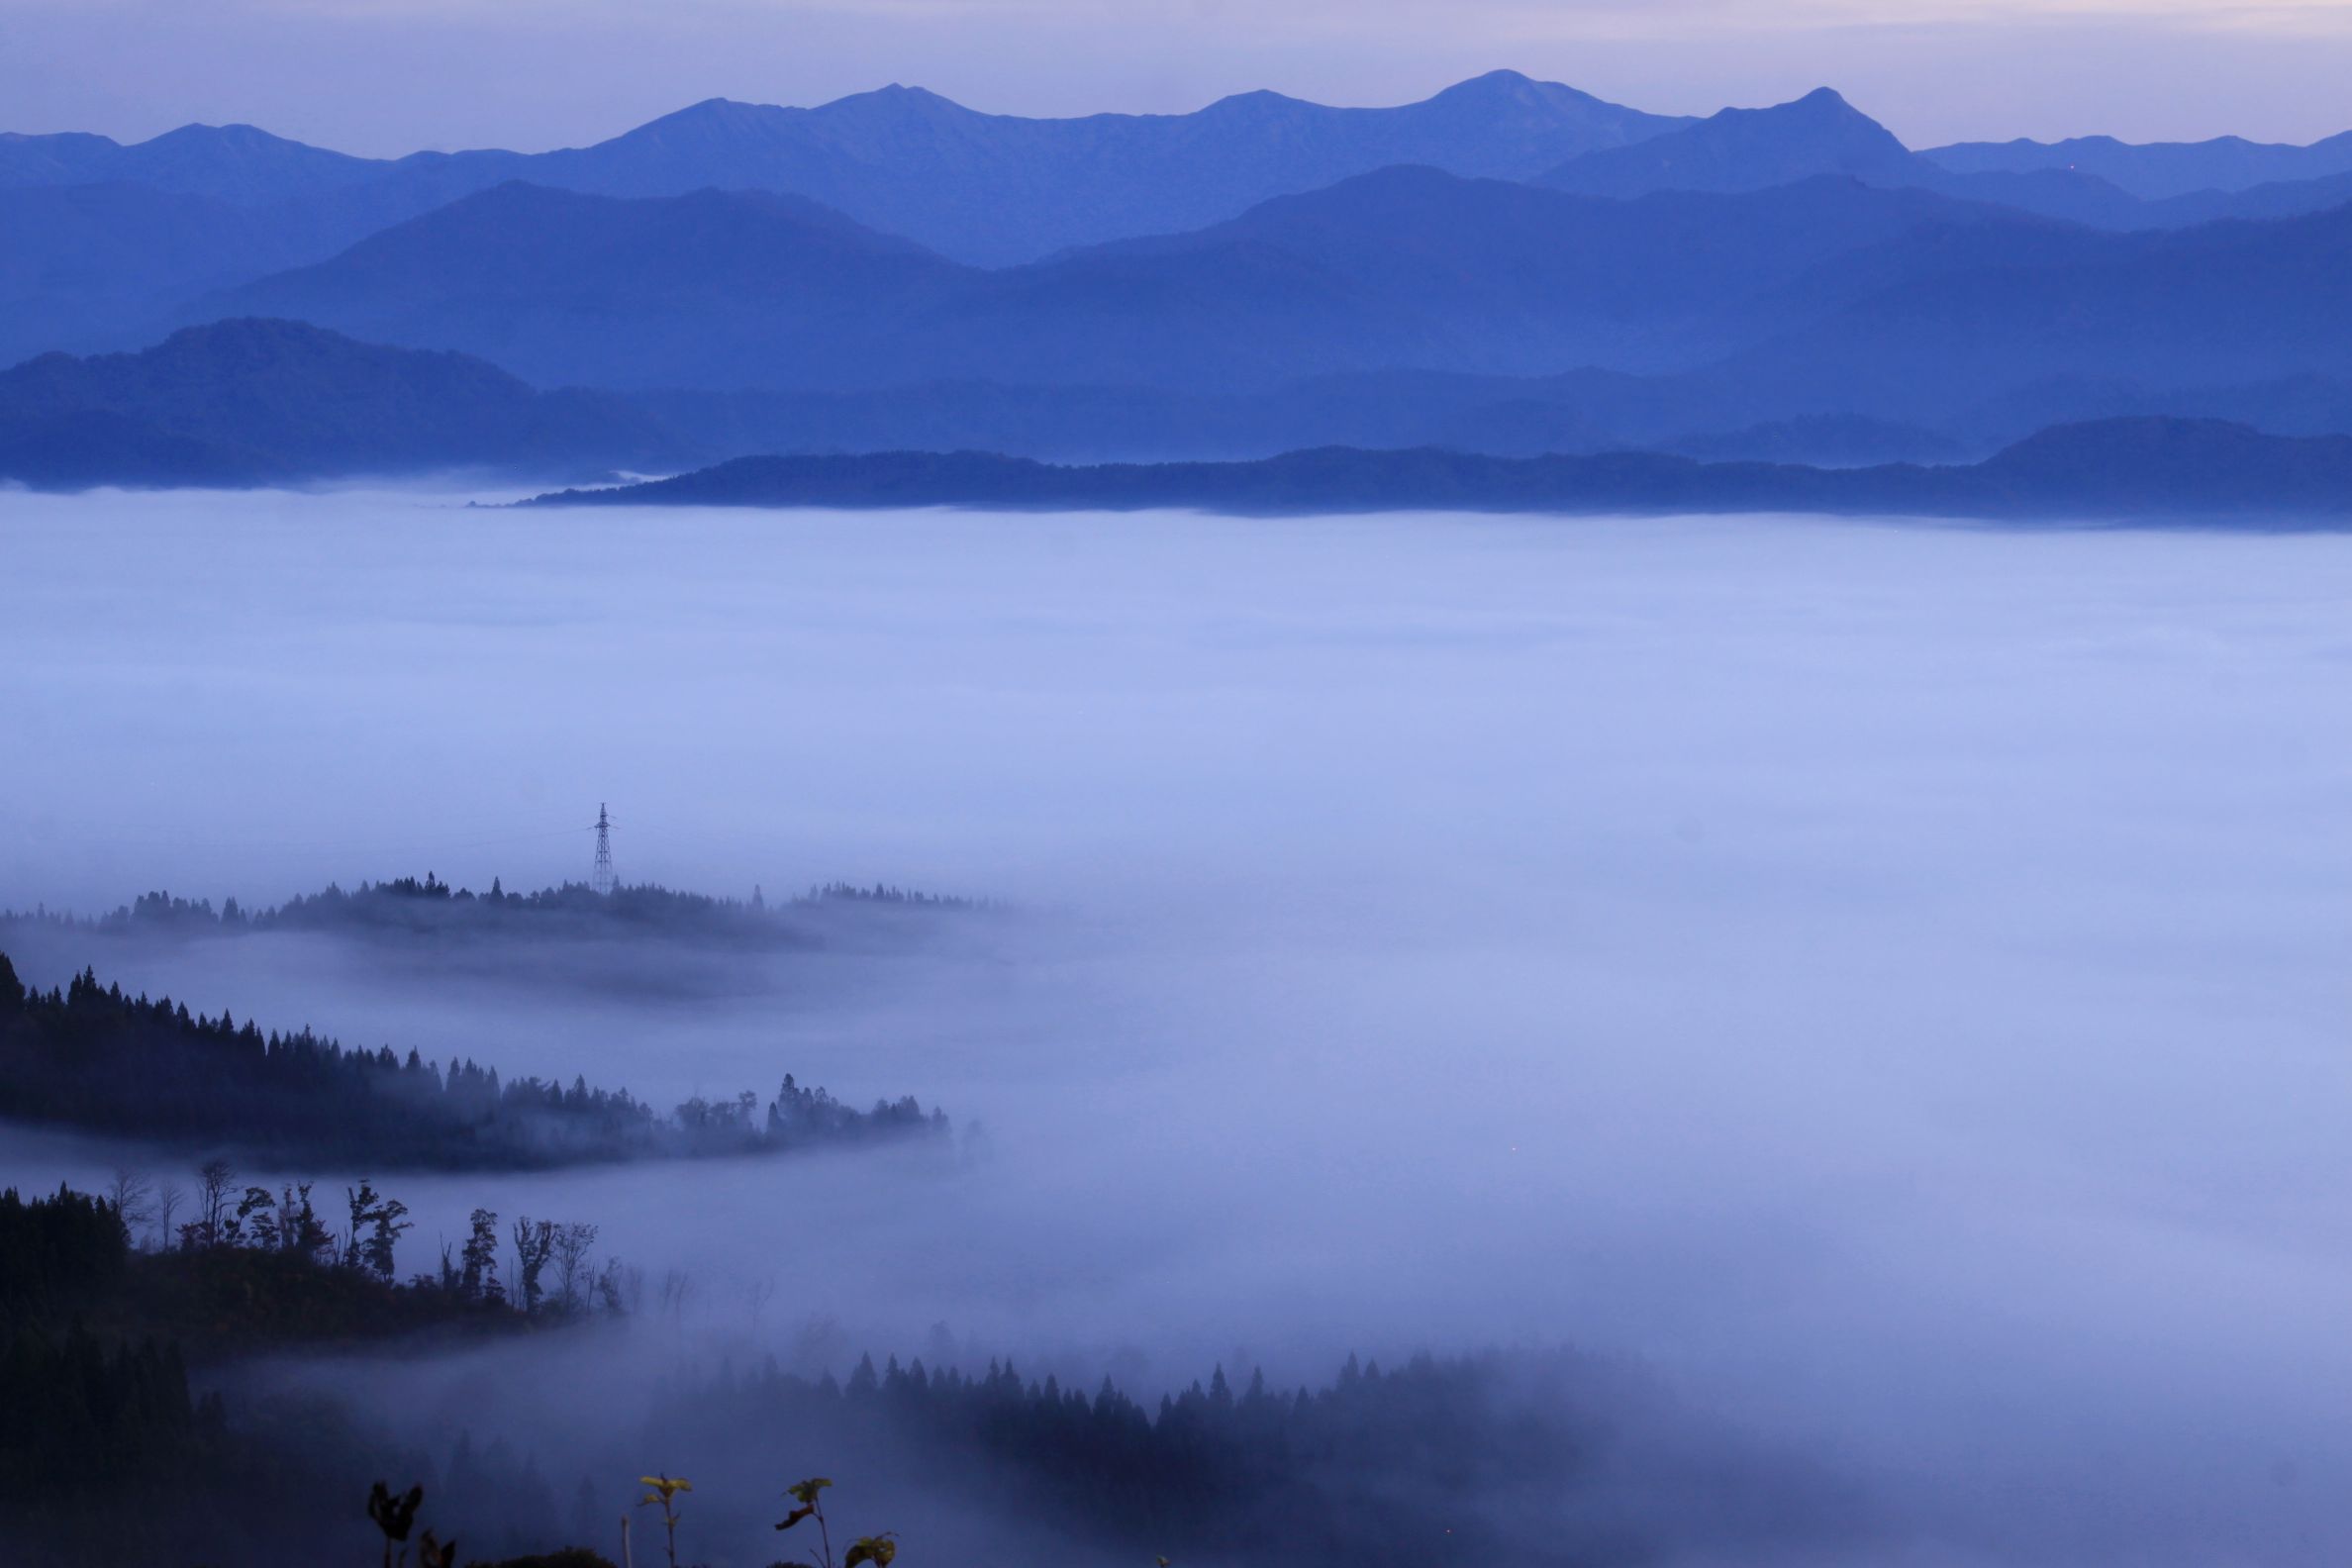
5 870 979 946
0 953 946 1169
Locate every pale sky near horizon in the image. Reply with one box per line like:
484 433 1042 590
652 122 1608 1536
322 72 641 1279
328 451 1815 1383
5 0 2350 154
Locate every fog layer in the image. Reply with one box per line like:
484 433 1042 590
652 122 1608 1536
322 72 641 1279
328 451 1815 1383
4 487 2350 1563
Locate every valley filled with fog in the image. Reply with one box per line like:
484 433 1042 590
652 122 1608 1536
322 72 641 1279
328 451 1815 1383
4 485 2349 1565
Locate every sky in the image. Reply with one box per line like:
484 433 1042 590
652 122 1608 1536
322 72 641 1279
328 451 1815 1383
5 0 2352 155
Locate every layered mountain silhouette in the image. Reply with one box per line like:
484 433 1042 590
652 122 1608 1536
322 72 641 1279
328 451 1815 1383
213 182 973 391
12 319 2352 501
7 73 2352 510
205 170 2064 392
1541 89 2168 228
504 71 1689 262
12 73 2352 382
521 419 2352 522
1922 129 2352 200
1709 201 2352 420
0 319 678 485
1541 88 1918 196
192 161 2352 427
0 181 348 366
1536 88 2352 233
0 122 382 202
1 72 1688 267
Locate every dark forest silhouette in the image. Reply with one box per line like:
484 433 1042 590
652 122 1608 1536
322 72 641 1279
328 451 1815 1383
0 1182 636 1566
7 869 977 944
0 1180 1806 1568
0 951 947 1169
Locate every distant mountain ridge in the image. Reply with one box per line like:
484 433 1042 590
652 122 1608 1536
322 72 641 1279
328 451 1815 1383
1542 88 1918 195
0 122 382 201
201 170 2073 393
7 79 2352 483
520 419 2352 523
10 75 2352 377
1922 129 2352 199
0 318 677 485
18 316 2350 491
11 321 2352 502
1533 88 2352 230
1 72 1690 266
1708 200 2352 420
191 163 2352 432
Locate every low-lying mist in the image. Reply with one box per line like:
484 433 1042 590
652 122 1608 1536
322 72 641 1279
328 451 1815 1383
4 485 2350 1564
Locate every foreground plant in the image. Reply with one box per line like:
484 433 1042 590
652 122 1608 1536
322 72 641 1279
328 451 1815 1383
637 1473 692 1568
368 1481 425 1568
366 1482 462 1568
773 1475 895 1568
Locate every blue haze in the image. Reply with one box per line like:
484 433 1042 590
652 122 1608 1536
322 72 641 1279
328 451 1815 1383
3 486 2350 1562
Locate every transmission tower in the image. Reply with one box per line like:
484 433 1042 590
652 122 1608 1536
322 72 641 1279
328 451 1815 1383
591 804 616 895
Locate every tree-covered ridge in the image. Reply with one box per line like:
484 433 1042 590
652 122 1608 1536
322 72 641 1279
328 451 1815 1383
3 871 980 945
0 1184 625 1567
669 1348 1601 1562
0 952 947 1169
636 1342 1848 1568
3 1180 1846 1568
0 1189 214 1523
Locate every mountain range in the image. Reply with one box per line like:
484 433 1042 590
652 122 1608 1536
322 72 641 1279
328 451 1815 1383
1538 88 2352 231
1922 128 2352 200
0 320 1978 485
0 71 1687 271
210 169 2075 393
520 419 2352 523
12 73 2352 368
193 165 2352 422
6 73 2352 505
6 318 2346 529
0 319 678 486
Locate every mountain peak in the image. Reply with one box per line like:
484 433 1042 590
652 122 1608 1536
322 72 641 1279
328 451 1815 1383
1721 88 1887 132
1196 87 1318 121
1538 85 1915 198
630 97 796 138
810 81 983 126
1446 68 1536 90
1427 69 1609 114
857 83 961 109
138 121 329 153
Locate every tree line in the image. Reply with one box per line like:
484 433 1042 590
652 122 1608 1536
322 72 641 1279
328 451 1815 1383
641 1345 1639 1566
0 952 948 1169
3 1179 1834 1567
0 1177 642 1566
2 870 979 945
